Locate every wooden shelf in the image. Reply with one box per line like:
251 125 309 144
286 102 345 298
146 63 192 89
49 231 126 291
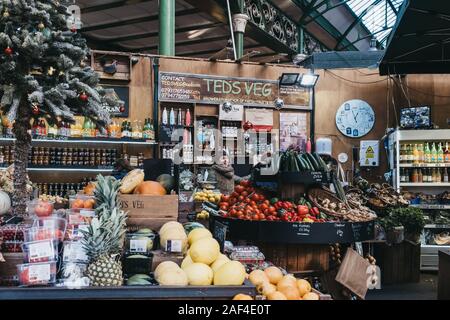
400 163 450 168
401 183 450 187
0 137 157 146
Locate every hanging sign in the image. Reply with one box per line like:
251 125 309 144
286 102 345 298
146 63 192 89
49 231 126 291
360 140 380 167
100 85 129 117
159 72 311 110
245 108 273 131
219 104 244 121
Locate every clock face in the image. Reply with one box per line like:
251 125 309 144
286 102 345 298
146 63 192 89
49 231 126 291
335 100 375 138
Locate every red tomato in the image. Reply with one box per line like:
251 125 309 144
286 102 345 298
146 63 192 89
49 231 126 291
222 212 229 218
219 202 229 208
235 185 245 194
259 195 266 202
260 203 269 211
221 195 230 202
237 210 244 216
252 214 260 221
237 214 245 220
251 194 260 202
241 191 249 197
244 198 251 204
229 209 237 216
298 205 309 216
220 205 229 211
259 213 266 220
263 209 269 215
238 195 245 202
231 192 239 198
240 180 251 187
250 201 257 207
269 206 276 213
263 200 270 206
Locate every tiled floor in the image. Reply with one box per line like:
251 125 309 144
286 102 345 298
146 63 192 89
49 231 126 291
366 273 438 300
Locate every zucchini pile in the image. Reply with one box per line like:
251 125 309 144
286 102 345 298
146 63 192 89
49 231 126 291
279 151 329 173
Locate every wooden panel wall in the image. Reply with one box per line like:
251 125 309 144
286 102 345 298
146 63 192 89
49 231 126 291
158 57 390 182
394 74 450 129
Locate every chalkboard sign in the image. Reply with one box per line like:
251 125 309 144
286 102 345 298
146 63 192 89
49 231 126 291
101 85 129 117
211 215 375 244
213 220 228 252
159 125 184 143
159 72 312 110
279 171 330 185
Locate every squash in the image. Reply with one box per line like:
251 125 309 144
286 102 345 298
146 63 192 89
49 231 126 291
211 258 229 273
181 255 194 270
120 169 145 194
159 228 188 252
184 263 214 285
159 222 185 237
156 174 176 193
187 228 212 245
157 268 188 286
154 261 180 280
0 191 11 215
189 238 220 265
134 181 167 196
213 261 246 286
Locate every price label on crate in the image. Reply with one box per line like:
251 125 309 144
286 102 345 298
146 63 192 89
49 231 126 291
130 239 148 253
166 239 183 253
29 264 51 282
29 240 54 261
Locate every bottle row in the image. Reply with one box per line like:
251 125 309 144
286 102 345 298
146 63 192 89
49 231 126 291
400 168 449 183
0 146 143 168
36 179 94 198
400 142 450 164
0 117 156 140
161 107 192 126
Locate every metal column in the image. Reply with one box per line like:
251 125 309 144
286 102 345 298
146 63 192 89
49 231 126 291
234 0 245 59
159 0 175 56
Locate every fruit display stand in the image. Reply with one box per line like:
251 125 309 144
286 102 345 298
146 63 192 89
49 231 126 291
0 281 256 300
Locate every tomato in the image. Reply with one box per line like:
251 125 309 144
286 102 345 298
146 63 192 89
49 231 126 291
263 209 269 215
260 203 269 211
251 194 260 202
244 198 251 204
252 214 260 221
222 212 229 218
238 195 245 202
269 206 276 213
235 185 245 194
241 191 249 198
229 209 237 216
219 202 229 208
247 187 255 194
221 195 230 202
220 205 229 211
298 205 309 216
240 180 251 187
259 195 266 202
254 209 261 215
34 201 54 217
259 213 265 220
250 201 257 207
237 214 245 220
263 200 270 206
231 192 239 198
237 210 244 216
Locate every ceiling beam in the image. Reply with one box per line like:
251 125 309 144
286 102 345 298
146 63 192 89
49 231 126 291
339 27 392 50
80 0 154 14
334 0 384 50
386 0 398 14
102 22 222 44
303 0 352 25
81 8 199 32
178 44 261 57
129 35 230 52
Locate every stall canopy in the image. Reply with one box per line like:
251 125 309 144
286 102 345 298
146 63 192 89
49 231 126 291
380 0 450 75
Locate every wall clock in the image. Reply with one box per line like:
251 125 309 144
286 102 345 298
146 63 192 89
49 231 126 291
335 99 375 138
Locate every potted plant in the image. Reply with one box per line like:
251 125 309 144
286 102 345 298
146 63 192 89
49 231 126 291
388 207 425 243
378 216 404 244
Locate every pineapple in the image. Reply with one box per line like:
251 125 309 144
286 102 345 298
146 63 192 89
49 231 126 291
82 175 127 287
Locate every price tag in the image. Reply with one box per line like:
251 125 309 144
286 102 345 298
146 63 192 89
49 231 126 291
42 219 56 229
63 242 88 262
80 210 95 217
130 239 148 253
166 240 182 253
28 264 51 282
29 240 54 260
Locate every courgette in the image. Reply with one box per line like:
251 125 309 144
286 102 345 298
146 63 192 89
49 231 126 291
305 152 320 171
313 152 328 172
300 154 313 171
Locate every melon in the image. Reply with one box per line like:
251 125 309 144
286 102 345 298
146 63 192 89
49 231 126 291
267 291 288 300
189 238 220 265
256 282 276 296
188 228 212 245
264 266 283 285
297 279 312 297
249 270 269 286
154 261 180 280
157 268 188 286
160 221 185 236
211 258 229 273
120 169 145 194
213 261 246 286
181 255 194 270
156 174 176 193
233 294 253 300
184 263 214 286
134 181 167 195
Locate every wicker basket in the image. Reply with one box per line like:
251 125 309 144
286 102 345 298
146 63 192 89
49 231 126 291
308 188 349 219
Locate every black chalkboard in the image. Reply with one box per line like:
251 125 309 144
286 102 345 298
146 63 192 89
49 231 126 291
159 125 184 143
213 220 228 252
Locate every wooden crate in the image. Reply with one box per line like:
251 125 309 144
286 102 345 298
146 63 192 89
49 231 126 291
258 243 330 273
119 195 178 230
373 241 420 285
151 250 184 271
0 253 23 285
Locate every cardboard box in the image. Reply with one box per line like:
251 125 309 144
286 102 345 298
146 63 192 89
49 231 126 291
119 195 179 230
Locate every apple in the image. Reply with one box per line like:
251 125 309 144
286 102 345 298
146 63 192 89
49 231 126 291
34 201 54 217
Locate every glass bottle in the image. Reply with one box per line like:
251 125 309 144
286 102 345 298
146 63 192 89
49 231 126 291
162 107 168 126
431 143 438 163
445 142 450 163
437 143 444 163
444 168 449 183
169 108 175 126
413 144 419 164
424 143 431 163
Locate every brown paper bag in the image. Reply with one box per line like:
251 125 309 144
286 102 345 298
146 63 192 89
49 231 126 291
335 248 371 300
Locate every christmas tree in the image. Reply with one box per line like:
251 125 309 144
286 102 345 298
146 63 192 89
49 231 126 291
0 0 121 216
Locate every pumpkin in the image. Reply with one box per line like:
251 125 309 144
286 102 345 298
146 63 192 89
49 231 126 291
134 181 167 195
156 174 176 193
83 182 96 196
120 169 145 194
0 191 11 215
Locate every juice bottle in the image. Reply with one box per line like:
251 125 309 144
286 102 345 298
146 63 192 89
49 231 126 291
82 117 90 137
431 143 437 163
413 144 419 164
445 142 450 163
437 143 444 163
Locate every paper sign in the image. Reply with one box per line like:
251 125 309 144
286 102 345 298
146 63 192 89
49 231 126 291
166 239 182 253
29 264 51 282
219 104 244 121
130 239 148 253
29 241 54 260
245 108 273 131
360 140 379 167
